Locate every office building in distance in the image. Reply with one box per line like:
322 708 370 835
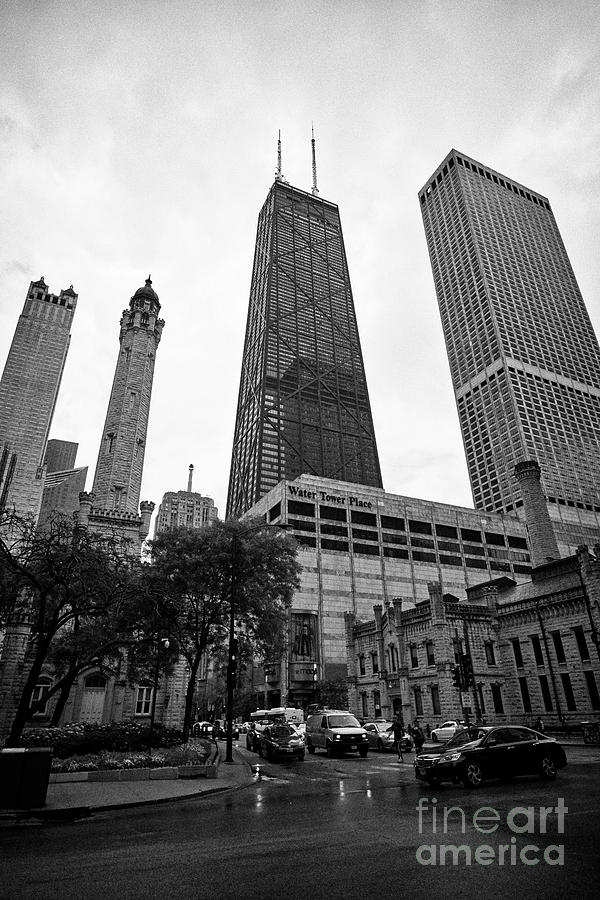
227 137 382 519
419 150 600 553
37 439 88 530
0 278 77 522
154 464 218 535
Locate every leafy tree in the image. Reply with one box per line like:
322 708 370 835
313 677 348 711
144 518 301 741
0 509 144 745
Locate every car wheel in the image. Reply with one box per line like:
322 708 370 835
307 740 315 755
298 753 305 761
359 747 368 758
462 761 483 788
326 741 335 758
540 755 557 780
431 733 438 742
257 743 263 758
377 739 383 751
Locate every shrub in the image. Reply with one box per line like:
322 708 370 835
49 743 210 773
20 720 184 758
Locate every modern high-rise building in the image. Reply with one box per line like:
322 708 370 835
227 139 382 518
0 278 77 522
37 439 88 530
154 464 218 536
419 150 600 554
91 276 164 515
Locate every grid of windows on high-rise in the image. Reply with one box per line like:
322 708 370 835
420 150 600 524
227 180 382 518
277 497 531 576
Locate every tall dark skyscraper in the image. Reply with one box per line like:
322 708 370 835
227 139 382 518
0 278 77 522
420 149 600 552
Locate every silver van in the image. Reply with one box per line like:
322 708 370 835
305 710 369 758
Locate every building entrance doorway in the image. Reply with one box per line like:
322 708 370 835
80 674 107 723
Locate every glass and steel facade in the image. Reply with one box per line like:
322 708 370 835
420 150 600 552
227 180 382 518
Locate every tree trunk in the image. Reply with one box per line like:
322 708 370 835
182 655 201 742
5 640 51 746
50 667 80 726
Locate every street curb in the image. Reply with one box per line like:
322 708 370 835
0 784 232 824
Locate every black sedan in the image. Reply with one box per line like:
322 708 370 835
415 726 492 782
258 724 305 762
415 725 567 788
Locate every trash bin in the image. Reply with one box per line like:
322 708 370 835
0 747 53 809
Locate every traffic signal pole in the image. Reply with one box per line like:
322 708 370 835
462 620 482 721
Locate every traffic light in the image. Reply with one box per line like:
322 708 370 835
461 654 474 688
312 662 318 683
452 665 463 690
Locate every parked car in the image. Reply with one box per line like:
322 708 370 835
364 721 413 752
305 710 369 758
415 725 567 788
415 726 492 782
430 720 467 742
259 723 305 762
191 721 214 738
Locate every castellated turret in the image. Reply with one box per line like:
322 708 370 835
91 277 164 515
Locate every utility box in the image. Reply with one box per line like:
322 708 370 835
0 747 53 809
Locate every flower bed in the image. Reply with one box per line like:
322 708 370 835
50 742 211 773
20 721 185 758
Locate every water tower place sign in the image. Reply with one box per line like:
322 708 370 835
288 484 373 510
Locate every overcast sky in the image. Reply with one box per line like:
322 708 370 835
1 0 599 527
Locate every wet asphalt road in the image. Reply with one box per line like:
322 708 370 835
1 744 599 900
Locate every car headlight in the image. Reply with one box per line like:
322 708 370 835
442 752 462 762
334 734 342 740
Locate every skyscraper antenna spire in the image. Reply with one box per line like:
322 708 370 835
187 463 194 493
276 129 284 182
311 123 319 196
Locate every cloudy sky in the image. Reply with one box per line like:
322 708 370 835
1 0 599 526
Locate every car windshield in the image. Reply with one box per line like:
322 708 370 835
376 723 392 732
328 715 361 728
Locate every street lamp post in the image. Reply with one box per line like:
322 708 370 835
149 637 170 761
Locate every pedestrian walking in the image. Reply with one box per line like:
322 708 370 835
413 722 425 753
391 715 405 761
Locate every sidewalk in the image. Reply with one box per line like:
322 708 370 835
0 748 254 823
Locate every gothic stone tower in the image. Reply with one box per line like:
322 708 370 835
0 277 77 522
77 277 164 554
92 277 164 515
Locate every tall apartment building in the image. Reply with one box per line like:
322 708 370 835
419 150 600 554
0 278 77 522
154 464 218 535
227 140 382 519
